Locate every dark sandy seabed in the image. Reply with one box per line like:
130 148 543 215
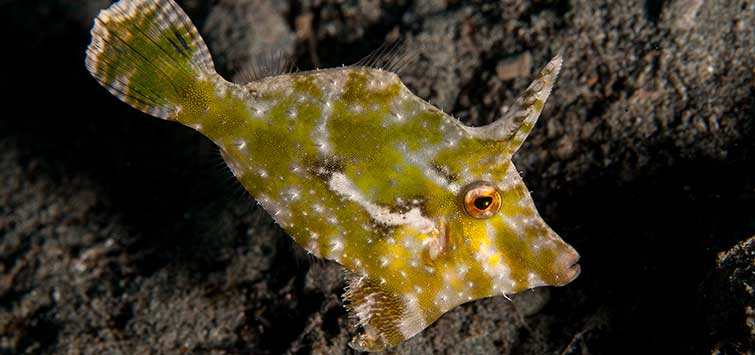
1 0 754 354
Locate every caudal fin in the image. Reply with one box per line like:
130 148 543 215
85 0 217 120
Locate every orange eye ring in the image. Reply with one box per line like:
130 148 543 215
462 182 502 219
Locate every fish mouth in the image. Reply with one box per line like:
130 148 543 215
564 259 581 282
554 251 581 285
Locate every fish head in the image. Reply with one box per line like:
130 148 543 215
409 53 579 297
344 54 580 351
444 163 581 293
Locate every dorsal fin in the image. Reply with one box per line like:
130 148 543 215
465 53 563 155
232 50 298 84
353 37 421 75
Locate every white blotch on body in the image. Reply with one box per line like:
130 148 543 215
327 173 436 234
527 272 545 288
312 73 345 155
475 222 514 294
399 293 427 339
397 142 459 194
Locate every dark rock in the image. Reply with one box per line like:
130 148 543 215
710 236 755 353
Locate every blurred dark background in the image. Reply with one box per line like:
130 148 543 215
1 0 754 354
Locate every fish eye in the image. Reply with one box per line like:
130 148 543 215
462 182 501 219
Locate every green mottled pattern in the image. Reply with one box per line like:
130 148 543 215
85 0 580 352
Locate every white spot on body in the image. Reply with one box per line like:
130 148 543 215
456 264 469 276
328 236 345 260
434 289 454 311
306 240 320 256
252 100 272 118
527 272 545 287
287 106 297 120
364 71 395 91
379 256 390 267
283 187 301 201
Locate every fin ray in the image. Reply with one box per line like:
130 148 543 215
344 273 428 351
354 38 421 75
233 50 297 84
85 0 219 120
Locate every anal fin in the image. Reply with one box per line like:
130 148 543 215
343 273 427 351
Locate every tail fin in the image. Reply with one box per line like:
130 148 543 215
85 0 217 120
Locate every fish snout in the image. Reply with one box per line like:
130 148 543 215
553 245 581 286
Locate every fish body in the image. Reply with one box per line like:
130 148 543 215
85 0 580 351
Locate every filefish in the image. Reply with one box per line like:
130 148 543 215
85 0 581 351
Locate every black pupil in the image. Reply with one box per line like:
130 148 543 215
473 196 493 210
